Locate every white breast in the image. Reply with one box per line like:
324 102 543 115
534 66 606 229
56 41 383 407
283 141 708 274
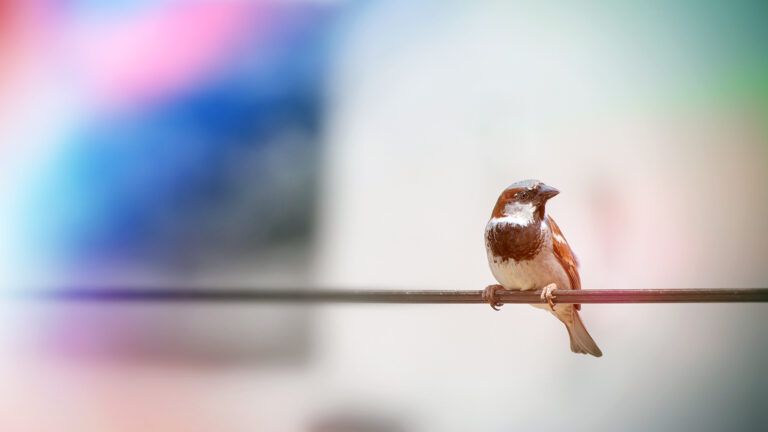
485 220 571 292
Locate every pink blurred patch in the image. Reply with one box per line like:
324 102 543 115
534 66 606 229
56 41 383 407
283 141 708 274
69 3 267 110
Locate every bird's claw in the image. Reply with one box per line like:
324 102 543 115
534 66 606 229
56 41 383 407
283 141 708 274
541 283 557 310
482 284 505 311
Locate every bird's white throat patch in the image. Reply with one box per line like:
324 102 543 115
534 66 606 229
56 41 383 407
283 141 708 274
492 202 537 226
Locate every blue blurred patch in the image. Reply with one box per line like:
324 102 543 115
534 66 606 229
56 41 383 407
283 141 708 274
26 3 339 268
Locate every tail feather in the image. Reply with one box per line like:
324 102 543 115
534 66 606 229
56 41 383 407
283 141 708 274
565 310 603 357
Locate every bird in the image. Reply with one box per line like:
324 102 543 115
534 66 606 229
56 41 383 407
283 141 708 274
482 179 602 357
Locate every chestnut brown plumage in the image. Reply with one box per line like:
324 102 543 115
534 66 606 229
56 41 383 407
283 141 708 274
484 180 602 357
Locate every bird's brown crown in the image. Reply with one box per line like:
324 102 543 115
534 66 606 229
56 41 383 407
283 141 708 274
490 179 557 220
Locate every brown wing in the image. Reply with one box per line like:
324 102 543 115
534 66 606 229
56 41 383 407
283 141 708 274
547 215 581 310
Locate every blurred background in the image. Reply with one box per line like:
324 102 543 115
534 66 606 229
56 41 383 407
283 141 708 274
1 0 767 431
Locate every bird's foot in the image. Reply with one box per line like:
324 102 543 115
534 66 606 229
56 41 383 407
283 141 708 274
540 283 557 311
482 284 506 311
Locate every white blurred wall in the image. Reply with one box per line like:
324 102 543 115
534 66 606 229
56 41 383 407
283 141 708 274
313 2 768 431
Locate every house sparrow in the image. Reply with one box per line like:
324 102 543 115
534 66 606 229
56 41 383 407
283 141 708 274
483 179 602 357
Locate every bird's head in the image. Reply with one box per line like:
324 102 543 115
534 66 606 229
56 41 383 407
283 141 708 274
491 179 560 223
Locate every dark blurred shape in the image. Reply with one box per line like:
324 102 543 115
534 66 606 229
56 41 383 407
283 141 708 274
311 410 409 432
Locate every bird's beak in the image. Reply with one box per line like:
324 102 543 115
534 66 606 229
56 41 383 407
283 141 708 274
537 184 560 201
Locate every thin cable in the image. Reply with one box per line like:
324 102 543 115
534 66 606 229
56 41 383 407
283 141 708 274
10 287 768 304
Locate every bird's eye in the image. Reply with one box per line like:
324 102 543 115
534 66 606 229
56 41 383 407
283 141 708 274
517 191 530 200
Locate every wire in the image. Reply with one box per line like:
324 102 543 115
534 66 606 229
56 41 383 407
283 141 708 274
11 287 768 304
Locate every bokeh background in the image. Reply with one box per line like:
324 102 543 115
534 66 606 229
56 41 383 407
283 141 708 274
1 1 767 431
